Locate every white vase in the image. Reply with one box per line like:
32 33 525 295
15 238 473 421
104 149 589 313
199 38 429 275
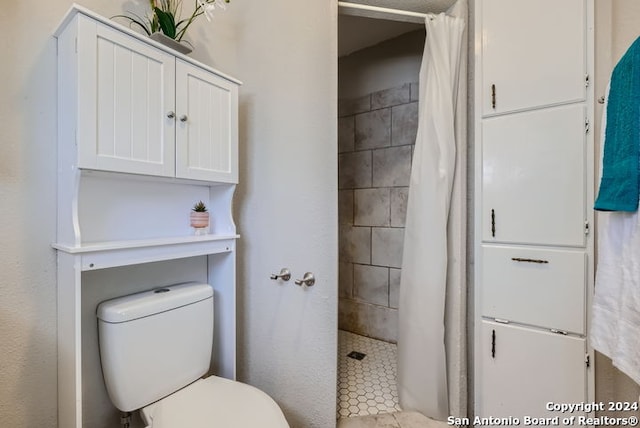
150 32 192 55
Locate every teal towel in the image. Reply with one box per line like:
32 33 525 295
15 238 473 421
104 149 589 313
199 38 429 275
595 36 640 212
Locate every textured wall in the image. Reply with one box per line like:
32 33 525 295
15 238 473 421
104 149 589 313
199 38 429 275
337 30 422 345
594 0 640 414
0 3 115 426
337 83 419 343
339 30 425 99
0 2 241 427
231 2 338 428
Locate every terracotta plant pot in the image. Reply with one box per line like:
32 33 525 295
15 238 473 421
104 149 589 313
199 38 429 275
190 211 210 229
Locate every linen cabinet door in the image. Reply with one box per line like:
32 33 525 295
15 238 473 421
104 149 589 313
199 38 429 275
481 245 586 335
480 0 586 116
481 105 586 247
175 59 239 183
76 17 176 176
478 321 587 422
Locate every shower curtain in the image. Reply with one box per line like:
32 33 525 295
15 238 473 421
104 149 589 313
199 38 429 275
397 0 467 421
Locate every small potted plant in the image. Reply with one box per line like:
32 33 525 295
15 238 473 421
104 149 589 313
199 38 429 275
114 0 231 54
190 200 210 234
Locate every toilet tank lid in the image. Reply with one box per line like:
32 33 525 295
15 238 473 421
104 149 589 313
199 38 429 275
97 282 213 324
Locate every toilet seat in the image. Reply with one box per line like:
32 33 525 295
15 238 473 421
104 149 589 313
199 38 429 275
141 376 289 428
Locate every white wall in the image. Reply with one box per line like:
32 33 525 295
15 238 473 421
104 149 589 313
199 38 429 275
339 29 425 99
0 2 93 426
230 2 338 427
0 2 240 426
10 0 640 426
594 0 640 413
0 1 336 427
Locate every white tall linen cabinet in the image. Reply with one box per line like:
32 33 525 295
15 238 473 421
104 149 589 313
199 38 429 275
474 0 595 421
53 5 240 427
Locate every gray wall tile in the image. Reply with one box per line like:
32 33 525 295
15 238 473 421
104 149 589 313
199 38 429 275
354 188 390 227
410 82 419 102
390 187 409 227
339 190 354 225
389 268 401 309
338 81 419 338
371 83 411 110
339 151 372 189
372 228 404 269
392 102 418 147
339 226 371 264
339 95 371 117
338 116 355 153
339 262 354 299
372 146 412 187
354 264 389 306
355 109 391 150
338 298 398 343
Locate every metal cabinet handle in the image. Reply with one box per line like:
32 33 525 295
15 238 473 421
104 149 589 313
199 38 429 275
491 209 496 237
180 114 188 122
511 257 549 264
167 111 175 119
294 272 315 287
270 268 291 282
491 84 497 109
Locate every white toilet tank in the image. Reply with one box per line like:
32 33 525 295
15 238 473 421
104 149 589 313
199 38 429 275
97 282 214 412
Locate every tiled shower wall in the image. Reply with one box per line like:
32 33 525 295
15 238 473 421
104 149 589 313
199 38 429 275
338 82 419 343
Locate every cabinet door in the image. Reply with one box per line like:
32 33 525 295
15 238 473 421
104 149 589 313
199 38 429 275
482 105 586 246
479 321 587 421
175 60 238 183
481 0 586 115
77 17 176 176
482 245 586 334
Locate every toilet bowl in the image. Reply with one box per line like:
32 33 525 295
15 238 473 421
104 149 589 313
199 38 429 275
97 282 289 427
141 377 288 427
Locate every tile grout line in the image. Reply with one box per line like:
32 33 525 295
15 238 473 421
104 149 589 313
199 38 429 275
337 330 401 419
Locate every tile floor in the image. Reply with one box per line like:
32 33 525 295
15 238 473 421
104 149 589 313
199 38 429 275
337 411 450 428
337 330 402 419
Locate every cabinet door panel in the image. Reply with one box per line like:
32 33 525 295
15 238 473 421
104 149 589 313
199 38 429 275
481 0 586 115
77 18 176 176
482 245 586 334
479 321 586 421
482 105 585 246
175 60 238 183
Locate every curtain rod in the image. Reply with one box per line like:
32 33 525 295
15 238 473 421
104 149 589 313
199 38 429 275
338 1 428 24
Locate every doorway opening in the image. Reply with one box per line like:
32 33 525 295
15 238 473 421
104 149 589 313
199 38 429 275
337 8 424 420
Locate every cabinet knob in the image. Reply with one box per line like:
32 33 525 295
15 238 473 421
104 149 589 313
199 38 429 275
180 115 188 122
167 111 175 119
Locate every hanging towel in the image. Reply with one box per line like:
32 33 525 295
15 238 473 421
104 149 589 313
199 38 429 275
591 85 640 386
594 36 640 212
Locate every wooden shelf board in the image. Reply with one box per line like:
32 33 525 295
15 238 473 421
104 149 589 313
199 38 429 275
53 235 239 271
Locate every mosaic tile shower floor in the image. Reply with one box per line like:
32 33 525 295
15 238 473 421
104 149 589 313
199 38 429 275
337 330 402 419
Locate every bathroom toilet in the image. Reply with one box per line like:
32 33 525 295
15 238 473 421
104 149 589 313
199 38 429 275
97 282 289 428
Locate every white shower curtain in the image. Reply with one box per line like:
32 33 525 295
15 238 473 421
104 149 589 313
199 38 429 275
397 0 467 421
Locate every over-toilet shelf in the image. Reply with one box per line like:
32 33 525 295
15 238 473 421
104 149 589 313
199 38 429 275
53 234 239 271
54 5 241 428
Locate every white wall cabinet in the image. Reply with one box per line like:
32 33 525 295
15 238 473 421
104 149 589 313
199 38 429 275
481 245 586 335
480 0 586 116
475 0 594 421
479 321 587 420
175 60 238 182
478 0 587 115
74 15 238 183
481 105 587 247
54 5 241 428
